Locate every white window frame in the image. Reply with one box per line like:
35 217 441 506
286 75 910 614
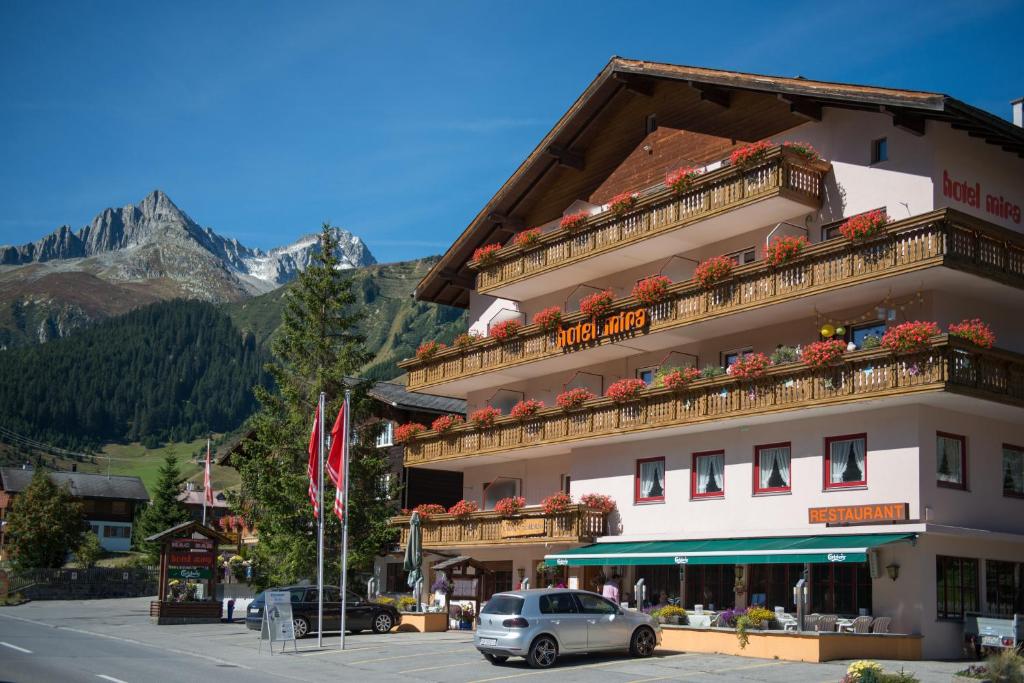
376 421 394 448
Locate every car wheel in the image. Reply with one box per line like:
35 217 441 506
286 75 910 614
526 635 558 669
629 627 656 658
483 653 508 665
292 616 310 639
372 612 394 633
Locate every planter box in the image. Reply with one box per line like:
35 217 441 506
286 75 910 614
149 600 221 625
659 625 922 663
395 612 448 633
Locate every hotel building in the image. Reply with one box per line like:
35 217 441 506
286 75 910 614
379 59 1024 658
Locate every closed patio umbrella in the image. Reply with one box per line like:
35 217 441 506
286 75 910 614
403 512 422 603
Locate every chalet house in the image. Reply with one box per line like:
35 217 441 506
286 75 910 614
0 467 150 553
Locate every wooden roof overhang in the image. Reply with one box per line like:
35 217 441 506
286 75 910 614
417 57 1024 308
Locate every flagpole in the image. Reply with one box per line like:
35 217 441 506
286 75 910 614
317 391 326 648
202 437 210 527
340 389 351 651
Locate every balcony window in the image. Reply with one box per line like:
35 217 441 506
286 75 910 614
722 348 752 369
636 366 658 386
692 451 725 499
726 247 756 265
871 137 888 165
824 434 867 489
483 477 520 510
635 457 666 503
1004 444 1024 498
936 432 967 489
936 555 979 620
376 421 394 448
754 443 791 494
849 321 887 348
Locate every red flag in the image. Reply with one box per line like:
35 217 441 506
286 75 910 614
307 405 321 518
327 401 346 521
204 440 213 507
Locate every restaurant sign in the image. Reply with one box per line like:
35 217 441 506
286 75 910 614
556 308 647 348
808 502 908 525
500 518 546 538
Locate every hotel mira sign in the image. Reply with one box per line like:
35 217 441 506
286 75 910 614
556 308 648 348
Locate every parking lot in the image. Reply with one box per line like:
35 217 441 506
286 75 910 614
0 598 969 683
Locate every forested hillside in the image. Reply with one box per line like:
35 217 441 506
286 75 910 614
226 257 467 381
0 300 268 450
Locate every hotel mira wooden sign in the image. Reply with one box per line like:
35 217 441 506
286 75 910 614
808 502 909 525
557 308 648 348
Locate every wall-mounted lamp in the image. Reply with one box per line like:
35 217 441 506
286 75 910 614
886 563 900 582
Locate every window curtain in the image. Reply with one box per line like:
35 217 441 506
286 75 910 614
640 461 665 498
759 447 791 489
831 438 865 484
937 436 963 484
707 455 723 493
696 455 712 493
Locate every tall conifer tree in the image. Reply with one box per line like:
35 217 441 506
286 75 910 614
134 454 191 558
235 225 396 589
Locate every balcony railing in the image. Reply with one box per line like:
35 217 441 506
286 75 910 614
391 504 606 548
403 337 1024 467
401 209 1024 392
472 146 831 294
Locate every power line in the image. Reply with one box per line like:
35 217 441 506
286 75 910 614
0 427 139 463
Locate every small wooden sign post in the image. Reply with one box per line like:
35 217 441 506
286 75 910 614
147 520 232 625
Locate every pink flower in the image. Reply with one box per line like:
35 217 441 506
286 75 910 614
764 236 809 266
579 290 615 318
560 211 589 231
411 503 446 518
948 319 995 348
729 140 773 167
881 321 940 353
659 367 701 390
801 340 847 368
415 340 446 361
609 192 639 216
471 243 503 266
394 422 426 443
532 306 563 333
631 275 672 305
781 141 820 161
541 492 573 515
839 210 889 242
694 255 735 288
494 496 526 517
489 319 522 341
431 414 464 434
605 378 645 403
729 353 773 380
579 493 616 514
469 406 501 428
510 399 545 420
447 499 478 518
513 228 542 248
556 387 595 410
665 166 703 194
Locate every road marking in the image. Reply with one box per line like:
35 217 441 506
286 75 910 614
0 641 32 654
97 675 129 683
466 653 697 683
343 647 471 664
400 661 478 674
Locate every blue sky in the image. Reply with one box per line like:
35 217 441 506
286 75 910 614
1 0 1022 262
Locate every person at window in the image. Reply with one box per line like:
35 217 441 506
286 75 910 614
602 574 621 603
653 590 671 609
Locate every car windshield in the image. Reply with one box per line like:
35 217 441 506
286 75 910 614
481 595 524 615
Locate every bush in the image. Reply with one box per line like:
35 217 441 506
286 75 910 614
701 365 725 379
985 649 1024 682
75 532 103 568
658 605 687 619
397 596 417 612
374 596 395 606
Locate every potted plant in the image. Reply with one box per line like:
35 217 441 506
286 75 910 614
801 339 847 368
665 166 703 194
631 275 672 305
579 493 616 514
458 604 476 629
510 398 545 420
838 210 889 242
764 235 809 266
397 596 417 612
650 607 666 624
770 345 800 365
415 340 446 361
659 605 687 625
609 191 639 216
948 318 996 348
411 503 446 519
447 499 478 519
657 366 701 390
541 491 572 514
781 141 820 161
729 352 773 380
560 211 589 231
394 422 426 443
694 255 735 288
729 140 772 168
469 406 501 428
605 378 645 403
431 414 464 434
881 320 940 353
579 290 615 318
513 228 542 248
494 496 526 517
556 387 595 410
489 318 521 341
532 306 563 333
470 243 503 267
452 331 481 349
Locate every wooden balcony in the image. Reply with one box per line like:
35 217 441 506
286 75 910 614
392 505 606 549
404 338 1024 468
401 209 1024 394
472 146 830 299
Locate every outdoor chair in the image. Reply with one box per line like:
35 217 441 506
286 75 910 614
802 613 820 631
871 616 891 634
816 614 838 632
841 616 873 633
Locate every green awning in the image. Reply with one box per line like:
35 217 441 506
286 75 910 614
544 533 915 567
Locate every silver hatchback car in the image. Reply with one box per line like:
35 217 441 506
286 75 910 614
474 588 661 668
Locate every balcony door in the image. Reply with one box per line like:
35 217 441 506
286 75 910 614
482 477 520 511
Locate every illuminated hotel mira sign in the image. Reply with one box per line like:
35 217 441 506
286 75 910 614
556 308 648 348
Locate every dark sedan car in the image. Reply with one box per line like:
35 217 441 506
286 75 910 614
246 586 400 638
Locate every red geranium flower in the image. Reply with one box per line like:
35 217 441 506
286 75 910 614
560 211 589 231
659 367 701 390
729 352 773 380
694 255 735 288
469 406 501 428
447 499 479 518
489 319 522 341
948 319 995 348
494 496 526 517
579 290 615 318
394 422 426 443
415 340 446 361
605 378 645 403
881 321 940 353
532 306 563 333
838 210 889 242
510 399 545 420
579 493 616 514
471 243 502 266
730 140 772 167
764 235 809 267
782 141 819 161
431 414 464 434
665 166 703 194
556 387 595 410
801 340 847 368
513 228 542 248
609 192 639 216
541 492 573 515
631 275 672 305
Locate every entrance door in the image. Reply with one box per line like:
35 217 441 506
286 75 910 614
482 560 513 599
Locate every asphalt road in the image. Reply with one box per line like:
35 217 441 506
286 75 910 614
0 598 969 683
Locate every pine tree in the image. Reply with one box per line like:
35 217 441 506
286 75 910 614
235 225 397 589
134 454 191 559
5 470 86 570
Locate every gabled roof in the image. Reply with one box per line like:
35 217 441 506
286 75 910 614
367 381 466 416
0 468 149 501
144 519 233 544
177 489 229 508
417 57 1024 308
